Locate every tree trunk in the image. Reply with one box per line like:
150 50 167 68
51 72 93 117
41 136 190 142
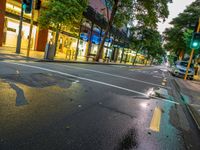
75 19 83 60
132 46 141 65
105 32 110 57
54 28 60 56
179 49 184 60
95 0 119 61
150 57 154 66
120 47 125 63
145 58 148 66
87 22 94 60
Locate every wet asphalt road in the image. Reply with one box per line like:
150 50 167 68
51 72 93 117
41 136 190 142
0 59 200 150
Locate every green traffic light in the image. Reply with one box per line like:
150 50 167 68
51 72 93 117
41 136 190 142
192 41 198 47
190 33 200 49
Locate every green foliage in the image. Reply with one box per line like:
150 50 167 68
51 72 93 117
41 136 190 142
106 0 169 29
105 0 169 62
112 0 134 28
163 27 185 55
183 29 193 51
135 0 169 28
142 28 164 59
129 26 165 62
38 0 88 31
163 0 200 56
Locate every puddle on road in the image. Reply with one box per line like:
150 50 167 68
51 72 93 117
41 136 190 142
115 128 138 150
0 73 74 88
0 73 80 107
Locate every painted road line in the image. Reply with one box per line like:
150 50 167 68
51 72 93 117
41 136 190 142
3 61 179 104
16 70 19 74
163 79 167 82
153 76 163 79
129 68 143 71
57 64 170 89
150 107 162 132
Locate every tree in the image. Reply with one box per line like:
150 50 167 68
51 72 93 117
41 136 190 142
142 28 164 65
130 26 164 65
163 0 200 59
38 0 88 54
95 0 169 61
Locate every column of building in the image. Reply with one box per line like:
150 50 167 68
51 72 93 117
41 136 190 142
0 0 6 47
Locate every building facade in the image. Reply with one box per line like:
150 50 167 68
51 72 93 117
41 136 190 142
0 0 145 64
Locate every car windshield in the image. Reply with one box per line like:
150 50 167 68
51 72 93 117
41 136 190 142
179 62 194 68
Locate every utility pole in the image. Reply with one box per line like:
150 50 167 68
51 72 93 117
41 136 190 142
27 0 35 57
16 1 24 54
184 18 200 80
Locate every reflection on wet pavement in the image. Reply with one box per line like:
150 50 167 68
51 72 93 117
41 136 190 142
0 73 74 88
115 128 138 150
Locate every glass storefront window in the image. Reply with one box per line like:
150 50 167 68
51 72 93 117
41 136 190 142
90 44 98 55
4 17 36 50
78 40 87 57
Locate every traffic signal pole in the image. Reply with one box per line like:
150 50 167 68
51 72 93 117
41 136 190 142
27 0 35 57
184 49 194 80
184 18 200 80
16 1 24 54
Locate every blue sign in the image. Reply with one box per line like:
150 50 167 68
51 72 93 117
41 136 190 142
80 33 89 41
92 35 101 44
105 38 112 43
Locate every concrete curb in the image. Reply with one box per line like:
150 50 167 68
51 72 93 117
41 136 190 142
173 79 200 130
36 59 152 67
187 104 200 130
0 52 152 67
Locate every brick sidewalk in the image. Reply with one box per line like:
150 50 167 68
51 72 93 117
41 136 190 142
175 78 200 130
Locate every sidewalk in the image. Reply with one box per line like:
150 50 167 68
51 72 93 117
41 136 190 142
0 46 150 67
175 78 200 130
0 47 44 60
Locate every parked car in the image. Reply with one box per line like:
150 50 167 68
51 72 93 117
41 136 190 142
171 61 194 80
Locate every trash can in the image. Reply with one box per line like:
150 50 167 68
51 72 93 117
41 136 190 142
44 42 56 60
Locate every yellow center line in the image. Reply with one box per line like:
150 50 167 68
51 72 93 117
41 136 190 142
150 107 162 132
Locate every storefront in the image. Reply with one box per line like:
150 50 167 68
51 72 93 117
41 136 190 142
78 40 87 57
2 2 37 50
78 32 88 59
3 17 37 50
